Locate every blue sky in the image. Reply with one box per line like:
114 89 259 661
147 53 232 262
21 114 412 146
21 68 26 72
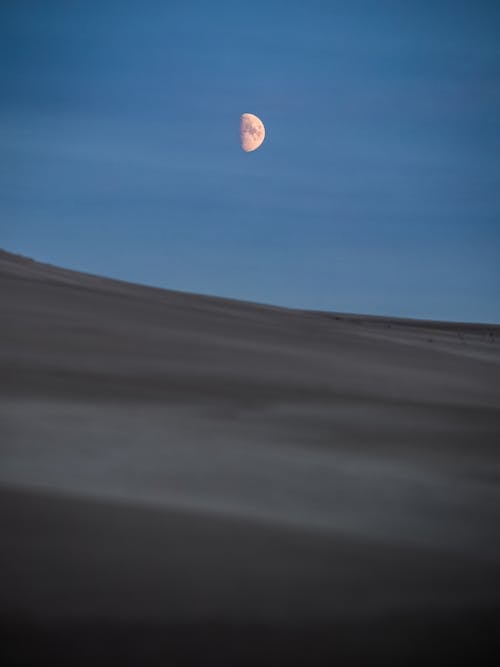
1 0 499 321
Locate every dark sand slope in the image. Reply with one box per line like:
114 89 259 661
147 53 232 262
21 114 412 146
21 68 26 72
1 249 500 666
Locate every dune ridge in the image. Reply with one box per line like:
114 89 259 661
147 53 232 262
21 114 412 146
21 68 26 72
1 248 500 666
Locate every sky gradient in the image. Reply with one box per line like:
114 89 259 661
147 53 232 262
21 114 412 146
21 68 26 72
1 0 499 322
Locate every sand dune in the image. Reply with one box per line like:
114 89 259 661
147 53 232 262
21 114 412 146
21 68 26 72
1 248 500 665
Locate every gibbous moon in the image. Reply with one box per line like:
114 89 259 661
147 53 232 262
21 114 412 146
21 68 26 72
240 113 265 152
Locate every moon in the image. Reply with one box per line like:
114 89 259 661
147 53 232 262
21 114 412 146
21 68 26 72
240 113 265 152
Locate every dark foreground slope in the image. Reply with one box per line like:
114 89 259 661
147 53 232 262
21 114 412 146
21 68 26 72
1 249 500 666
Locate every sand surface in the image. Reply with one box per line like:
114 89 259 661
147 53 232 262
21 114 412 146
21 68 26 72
1 249 500 665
